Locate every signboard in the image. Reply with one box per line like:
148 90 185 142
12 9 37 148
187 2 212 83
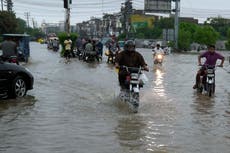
145 0 172 13
131 14 155 29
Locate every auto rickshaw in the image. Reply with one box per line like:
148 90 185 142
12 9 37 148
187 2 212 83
1 33 30 63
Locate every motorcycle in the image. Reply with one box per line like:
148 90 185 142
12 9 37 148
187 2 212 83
74 47 84 60
118 66 148 113
83 50 100 62
197 65 215 97
154 53 164 65
1 55 19 65
53 46 59 52
107 51 117 64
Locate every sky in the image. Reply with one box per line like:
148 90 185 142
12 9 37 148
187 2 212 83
8 0 230 26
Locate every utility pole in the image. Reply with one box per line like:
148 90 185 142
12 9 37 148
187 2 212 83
5 0 13 12
124 0 132 39
64 0 71 34
24 12 30 28
1 0 3 11
173 0 180 50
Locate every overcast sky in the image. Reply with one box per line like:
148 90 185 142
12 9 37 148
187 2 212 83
10 0 230 26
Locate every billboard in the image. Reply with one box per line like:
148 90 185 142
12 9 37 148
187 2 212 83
131 14 155 30
145 0 172 13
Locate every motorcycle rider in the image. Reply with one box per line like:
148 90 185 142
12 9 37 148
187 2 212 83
0 37 18 64
96 39 103 58
152 43 164 64
52 38 59 51
115 40 149 89
152 43 164 55
193 44 225 89
0 37 17 58
107 39 120 63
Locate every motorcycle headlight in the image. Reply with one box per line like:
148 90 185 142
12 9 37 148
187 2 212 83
157 55 162 59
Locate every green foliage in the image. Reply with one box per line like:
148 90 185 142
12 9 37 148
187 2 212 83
58 32 78 56
180 22 198 40
155 17 174 29
177 22 198 51
15 18 27 33
0 11 44 40
205 17 230 39
26 27 45 40
194 25 219 46
117 33 126 40
132 27 162 39
225 28 230 50
0 11 17 34
178 29 192 51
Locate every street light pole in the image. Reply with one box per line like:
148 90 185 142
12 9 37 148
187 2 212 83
1 0 3 11
174 0 180 50
66 7 70 34
64 0 71 34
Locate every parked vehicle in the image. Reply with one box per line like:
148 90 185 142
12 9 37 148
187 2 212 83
0 50 34 98
118 66 147 113
2 34 30 63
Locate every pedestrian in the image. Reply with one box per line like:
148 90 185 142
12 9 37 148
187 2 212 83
96 39 103 57
64 36 72 63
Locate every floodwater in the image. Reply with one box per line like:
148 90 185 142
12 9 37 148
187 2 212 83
0 42 230 153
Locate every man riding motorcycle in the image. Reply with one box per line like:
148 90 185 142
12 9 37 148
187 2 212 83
152 43 164 64
115 40 149 89
193 44 225 89
107 39 120 63
0 37 19 64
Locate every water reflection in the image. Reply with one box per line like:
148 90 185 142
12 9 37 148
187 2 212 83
191 94 215 115
115 115 146 152
152 67 166 97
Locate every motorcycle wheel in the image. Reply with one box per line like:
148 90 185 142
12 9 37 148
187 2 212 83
130 92 139 113
207 84 214 97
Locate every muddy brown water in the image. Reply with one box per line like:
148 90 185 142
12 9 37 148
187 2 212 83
0 42 229 153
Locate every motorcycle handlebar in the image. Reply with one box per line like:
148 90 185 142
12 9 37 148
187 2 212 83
198 64 223 68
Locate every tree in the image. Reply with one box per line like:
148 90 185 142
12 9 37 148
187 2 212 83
132 27 162 39
180 22 198 40
194 25 219 46
225 28 230 50
155 17 174 29
177 22 198 51
15 18 27 33
0 11 17 34
178 29 192 51
205 16 230 39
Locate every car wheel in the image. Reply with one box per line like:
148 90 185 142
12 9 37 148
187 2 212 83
9 76 27 98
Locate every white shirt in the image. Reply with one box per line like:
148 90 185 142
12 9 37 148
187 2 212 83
152 47 164 54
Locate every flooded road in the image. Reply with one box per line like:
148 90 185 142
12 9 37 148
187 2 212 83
0 42 230 153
